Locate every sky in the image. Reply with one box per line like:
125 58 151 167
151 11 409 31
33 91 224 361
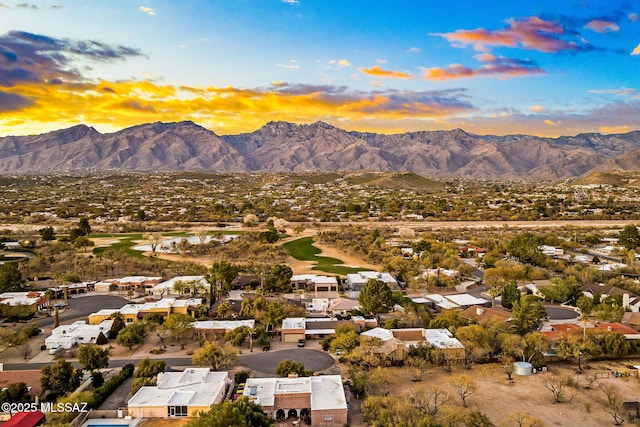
0 0 639 137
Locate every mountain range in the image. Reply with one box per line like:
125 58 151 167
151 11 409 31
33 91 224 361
0 120 639 180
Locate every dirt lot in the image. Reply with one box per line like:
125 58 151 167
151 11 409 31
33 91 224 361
346 361 640 427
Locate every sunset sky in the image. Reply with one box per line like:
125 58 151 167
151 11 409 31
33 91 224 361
1 0 639 137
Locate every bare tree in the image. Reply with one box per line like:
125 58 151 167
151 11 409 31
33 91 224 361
143 232 164 255
451 374 477 408
20 342 32 360
599 383 625 426
409 386 449 416
501 354 515 380
500 412 545 427
542 374 575 403
406 356 429 382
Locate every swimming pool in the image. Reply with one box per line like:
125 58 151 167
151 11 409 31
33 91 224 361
80 418 140 427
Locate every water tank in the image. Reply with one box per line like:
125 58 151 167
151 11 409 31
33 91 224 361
514 361 533 376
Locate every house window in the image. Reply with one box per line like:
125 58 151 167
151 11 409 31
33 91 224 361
323 416 333 421
168 406 188 417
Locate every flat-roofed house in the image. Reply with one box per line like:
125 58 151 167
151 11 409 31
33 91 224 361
243 375 347 426
360 327 465 361
150 276 209 297
0 292 49 310
346 271 397 291
45 320 113 349
290 275 340 298
88 298 202 324
127 369 229 418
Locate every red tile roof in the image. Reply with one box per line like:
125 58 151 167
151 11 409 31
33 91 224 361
1 411 45 427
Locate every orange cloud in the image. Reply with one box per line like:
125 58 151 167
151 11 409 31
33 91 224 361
359 66 412 79
437 16 580 53
0 78 473 135
422 54 544 80
584 20 619 33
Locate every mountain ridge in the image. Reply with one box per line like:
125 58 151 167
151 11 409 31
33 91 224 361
0 121 639 180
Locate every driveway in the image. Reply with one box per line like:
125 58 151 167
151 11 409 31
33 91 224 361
240 349 335 375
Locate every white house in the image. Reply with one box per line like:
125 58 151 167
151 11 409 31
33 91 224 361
45 319 113 350
0 291 49 310
150 276 209 297
128 369 229 418
243 375 347 426
346 271 397 291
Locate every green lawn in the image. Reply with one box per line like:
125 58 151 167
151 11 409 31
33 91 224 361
92 233 145 259
282 236 361 275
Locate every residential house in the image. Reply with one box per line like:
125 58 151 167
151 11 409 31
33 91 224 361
192 319 255 336
281 318 342 342
88 298 202 324
0 370 43 399
345 271 397 291
243 375 347 426
290 275 340 299
360 327 465 361
94 276 162 293
327 298 360 317
0 292 49 311
460 305 512 324
150 276 209 297
230 274 260 290
422 293 490 312
45 320 113 349
128 369 229 418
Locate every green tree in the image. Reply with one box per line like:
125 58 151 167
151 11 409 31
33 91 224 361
192 341 238 370
217 301 232 318
358 279 393 316
78 218 92 235
109 313 125 338
619 224 640 250
164 312 194 349
135 357 166 378
501 281 520 310
507 232 546 266
0 262 25 293
77 345 109 372
116 325 144 350
74 235 94 251
234 370 250 384
275 359 311 377
0 382 30 403
184 397 271 427
41 358 82 398
555 334 601 373
577 295 593 337
39 226 56 242
603 332 631 358
264 264 293 292
208 261 240 307
511 296 547 335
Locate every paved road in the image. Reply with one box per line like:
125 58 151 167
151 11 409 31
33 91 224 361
3 349 336 374
240 349 335 375
544 305 579 320
0 356 194 371
33 294 130 328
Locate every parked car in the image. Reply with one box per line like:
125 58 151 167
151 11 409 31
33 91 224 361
48 345 61 355
297 339 305 347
